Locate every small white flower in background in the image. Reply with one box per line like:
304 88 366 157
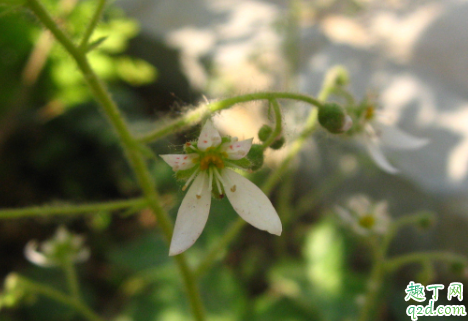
350 99 428 174
24 225 90 267
160 119 282 256
335 195 390 235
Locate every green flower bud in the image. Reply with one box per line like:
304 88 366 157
330 66 350 87
417 212 436 230
270 136 285 150
318 103 352 134
247 144 264 171
450 261 467 276
258 125 273 142
258 125 285 149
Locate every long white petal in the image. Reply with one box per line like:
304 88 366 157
222 138 253 160
377 123 429 150
169 172 211 256
222 169 282 235
365 138 399 174
160 154 197 171
197 119 222 151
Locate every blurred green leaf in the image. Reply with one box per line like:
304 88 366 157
115 57 157 86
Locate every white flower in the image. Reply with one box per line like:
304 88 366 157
335 195 390 235
24 225 90 267
160 119 282 256
356 104 428 174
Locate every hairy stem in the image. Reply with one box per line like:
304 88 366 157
26 1 205 319
137 92 322 143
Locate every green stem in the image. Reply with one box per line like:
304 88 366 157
16 274 104 321
358 239 385 321
79 0 107 50
358 212 445 321
385 252 468 273
0 198 147 219
26 1 205 320
137 92 322 144
63 258 81 301
261 98 283 150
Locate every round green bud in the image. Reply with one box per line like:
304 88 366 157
318 103 352 134
417 212 436 230
247 144 264 171
258 125 273 142
331 66 350 87
450 261 466 275
270 136 285 150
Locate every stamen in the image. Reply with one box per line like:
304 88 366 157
208 167 213 192
182 168 199 191
215 169 236 193
213 168 224 197
196 172 206 199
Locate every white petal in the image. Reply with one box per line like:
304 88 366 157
222 169 282 235
160 154 197 171
24 241 56 267
197 119 222 151
377 123 429 150
365 138 399 174
222 138 253 160
169 172 211 256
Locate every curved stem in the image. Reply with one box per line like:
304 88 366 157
0 198 147 219
262 108 318 195
261 98 283 150
16 274 104 321
137 92 322 144
26 1 205 320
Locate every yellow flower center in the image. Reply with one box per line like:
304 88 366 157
358 214 375 229
364 106 375 120
200 154 225 170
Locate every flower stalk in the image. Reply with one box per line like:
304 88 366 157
12 274 105 321
0 198 148 219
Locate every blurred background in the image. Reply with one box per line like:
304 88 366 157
1 0 468 320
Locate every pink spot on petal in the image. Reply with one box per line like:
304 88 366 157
176 157 180 159
229 145 233 149
184 156 187 160
236 145 240 148
203 140 208 143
